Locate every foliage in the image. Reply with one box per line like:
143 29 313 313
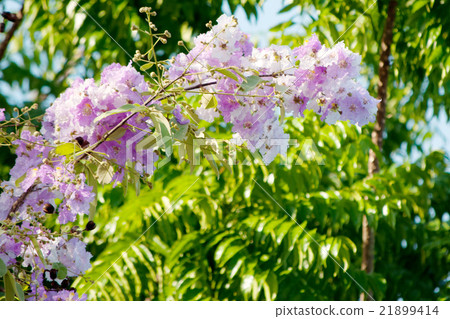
74 112 449 300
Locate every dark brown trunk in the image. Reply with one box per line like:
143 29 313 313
361 0 398 301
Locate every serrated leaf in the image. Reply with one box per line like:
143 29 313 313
215 68 239 82
94 104 146 123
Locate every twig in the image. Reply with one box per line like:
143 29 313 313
7 184 37 220
0 4 24 61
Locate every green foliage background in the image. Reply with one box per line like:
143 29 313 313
0 0 449 301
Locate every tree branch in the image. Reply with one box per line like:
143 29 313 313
6 184 37 220
361 0 398 301
0 4 24 61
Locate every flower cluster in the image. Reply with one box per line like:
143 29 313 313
42 62 157 179
0 64 157 300
169 15 378 163
0 131 94 300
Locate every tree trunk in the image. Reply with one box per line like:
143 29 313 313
361 0 398 301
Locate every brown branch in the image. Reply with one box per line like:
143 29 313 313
0 5 24 61
6 184 37 220
153 73 279 103
361 0 398 301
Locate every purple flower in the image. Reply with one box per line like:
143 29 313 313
0 108 5 122
0 233 22 265
293 34 322 59
173 106 190 125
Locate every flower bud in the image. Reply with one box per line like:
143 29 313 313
177 41 184 46
70 225 81 234
50 269 58 280
164 30 171 38
43 203 55 214
85 221 96 231
75 136 89 148
61 279 69 289
1 12 19 22
160 37 167 44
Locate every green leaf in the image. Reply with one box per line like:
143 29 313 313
229 66 247 81
4 271 17 301
128 166 141 197
204 150 220 179
15 173 27 188
15 282 25 301
140 62 154 71
201 93 217 109
107 127 128 141
279 103 286 123
150 111 173 157
171 119 189 141
30 236 46 267
55 142 81 156
215 68 239 82
186 134 195 173
83 164 98 220
94 104 146 123
0 258 7 277
240 75 263 92
96 163 114 185
56 265 68 279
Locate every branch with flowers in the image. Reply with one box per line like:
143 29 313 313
0 7 378 301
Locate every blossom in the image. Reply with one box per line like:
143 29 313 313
173 106 190 125
0 233 22 265
0 108 5 122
